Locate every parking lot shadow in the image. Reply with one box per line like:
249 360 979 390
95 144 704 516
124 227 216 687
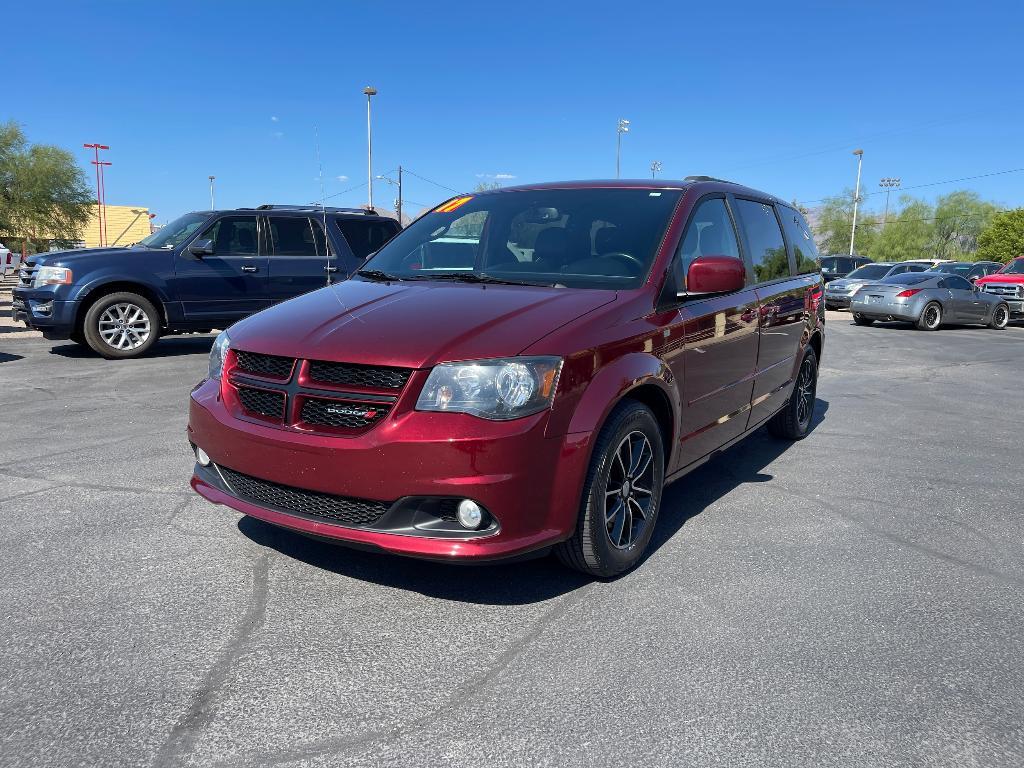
0 352 23 363
239 397 829 604
49 336 216 359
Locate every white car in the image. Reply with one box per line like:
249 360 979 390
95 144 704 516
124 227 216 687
0 245 21 276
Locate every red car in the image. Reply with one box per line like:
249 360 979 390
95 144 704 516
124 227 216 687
188 178 825 577
974 256 1024 317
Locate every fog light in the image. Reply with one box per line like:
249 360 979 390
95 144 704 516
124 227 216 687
195 447 211 467
456 499 484 530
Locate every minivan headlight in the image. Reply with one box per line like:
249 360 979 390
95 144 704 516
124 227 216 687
209 331 231 380
34 266 73 288
416 357 563 420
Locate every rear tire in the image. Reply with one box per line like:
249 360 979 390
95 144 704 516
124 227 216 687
555 400 665 578
989 303 1009 330
852 313 874 326
768 347 818 441
916 301 942 331
82 292 161 359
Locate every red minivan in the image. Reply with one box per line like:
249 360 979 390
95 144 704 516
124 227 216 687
188 178 824 577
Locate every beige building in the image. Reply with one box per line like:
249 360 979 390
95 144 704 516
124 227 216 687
81 204 153 248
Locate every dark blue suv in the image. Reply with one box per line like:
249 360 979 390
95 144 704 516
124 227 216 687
11 205 400 358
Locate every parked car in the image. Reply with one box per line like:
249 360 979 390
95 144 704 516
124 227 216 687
188 178 826 577
10 205 401 358
975 256 1024 317
0 244 21 276
925 260 1004 282
820 254 872 284
849 273 1010 330
824 261 933 309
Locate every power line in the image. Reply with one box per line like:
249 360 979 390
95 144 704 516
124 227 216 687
402 168 460 193
800 166 1024 206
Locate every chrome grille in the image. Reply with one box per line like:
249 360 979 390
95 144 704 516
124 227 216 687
217 464 389 526
982 283 1022 298
18 262 37 288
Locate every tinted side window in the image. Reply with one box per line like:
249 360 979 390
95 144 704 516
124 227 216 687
734 199 790 282
674 197 741 290
337 219 399 260
779 207 820 275
199 216 258 256
945 275 974 290
268 217 318 257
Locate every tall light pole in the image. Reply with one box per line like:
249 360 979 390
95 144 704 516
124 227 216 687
377 165 403 225
650 160 662 179
879 177 901 226
616 119 630 178
849 149 864 255
84 144 110 247
208 176 216 210
363 86 378 210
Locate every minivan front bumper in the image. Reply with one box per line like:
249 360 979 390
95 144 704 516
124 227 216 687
187 378 593 561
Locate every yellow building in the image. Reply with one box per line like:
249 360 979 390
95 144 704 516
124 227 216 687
81 204 153 248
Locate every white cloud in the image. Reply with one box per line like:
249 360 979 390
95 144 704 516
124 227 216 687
271 131 284 139
476 172 517 180
270 115 279 122
336 175 349 182
494 173 516 180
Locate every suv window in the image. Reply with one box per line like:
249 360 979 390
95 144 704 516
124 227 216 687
268 216 318 257
337 219 399 261
734 199 790 282
779 207 819 275
199 216 258 256
674 197 741 291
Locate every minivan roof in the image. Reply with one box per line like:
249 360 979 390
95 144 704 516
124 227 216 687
469 177 787 206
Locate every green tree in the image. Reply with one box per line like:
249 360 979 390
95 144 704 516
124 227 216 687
977 208 1024 263
932 190 999 260
813 188 880 256
0 121 93 251
869 196 935 262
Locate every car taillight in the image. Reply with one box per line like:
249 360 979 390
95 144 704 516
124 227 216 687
896 289 922 298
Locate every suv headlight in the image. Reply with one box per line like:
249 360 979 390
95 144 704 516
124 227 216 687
209 331 231 380
34 266 73 288
416 357 562 420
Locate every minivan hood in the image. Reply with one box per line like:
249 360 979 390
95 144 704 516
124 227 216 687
228 279 618 369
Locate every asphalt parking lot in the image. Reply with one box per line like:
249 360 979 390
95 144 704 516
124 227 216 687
1 310 1023 768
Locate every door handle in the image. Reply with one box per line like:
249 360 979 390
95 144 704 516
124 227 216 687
324 265 339 273
241 265 258 273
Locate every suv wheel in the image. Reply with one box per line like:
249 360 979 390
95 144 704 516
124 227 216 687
768 346 818 441
916 302 942 331
83 292 160 359
989 303 1009 330
555 400 665 578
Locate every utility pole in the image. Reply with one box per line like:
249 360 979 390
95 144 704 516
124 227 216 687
363 86 378 210
84 144 110 247
879 177 901 226
208 176 216 210
616 119 630 178
849 149 864 255
650 160 662 179
377 166 403 225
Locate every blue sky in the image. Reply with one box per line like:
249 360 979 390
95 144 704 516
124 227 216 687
6 0 1023 225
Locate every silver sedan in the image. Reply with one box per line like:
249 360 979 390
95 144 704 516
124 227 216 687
849 273 1011 330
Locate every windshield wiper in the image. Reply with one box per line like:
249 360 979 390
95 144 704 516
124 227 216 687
408 272 550 287
356 269 403 282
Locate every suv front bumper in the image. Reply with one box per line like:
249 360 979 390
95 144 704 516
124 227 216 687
187 378 593 562
10 287 78 338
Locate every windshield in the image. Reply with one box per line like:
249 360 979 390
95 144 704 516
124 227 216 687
997 259 1024 275
880 273 933 285
847 264 892 280
928 263 971 275
360 188 682 289
135 213 210 250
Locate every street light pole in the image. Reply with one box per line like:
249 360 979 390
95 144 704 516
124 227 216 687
376 166 403 225
363 86 378 210
879 177 901 226
650 160 662 179
84 143 110 247
849 149 864 255
208 176 216 210
616 119 630 178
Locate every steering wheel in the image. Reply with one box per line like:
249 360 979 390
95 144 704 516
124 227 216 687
604 252 645 274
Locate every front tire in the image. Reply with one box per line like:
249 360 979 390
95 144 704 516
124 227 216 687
82 292 161 359
989 303 1009 330
555 400 665 578
916 301 942 331
852 313 874 326
768 346 818 441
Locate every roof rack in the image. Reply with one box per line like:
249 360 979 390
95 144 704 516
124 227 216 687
252 204 379 215
683 175 736 184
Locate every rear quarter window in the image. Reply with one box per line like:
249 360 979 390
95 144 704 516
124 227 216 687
779 206 820 275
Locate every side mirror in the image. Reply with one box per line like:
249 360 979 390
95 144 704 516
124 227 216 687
188 239 214 257
679 255 746 297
